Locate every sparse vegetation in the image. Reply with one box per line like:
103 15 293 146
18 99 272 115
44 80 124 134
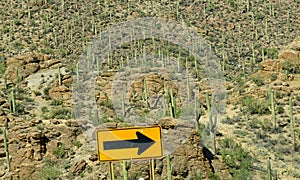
281 58 300 74
53 143 66 159
241 96 270 115
220 138 253 179
37 159 62 180
0 0 299 179
51 108 72 119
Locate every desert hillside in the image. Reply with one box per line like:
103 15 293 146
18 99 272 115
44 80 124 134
0 0 300 179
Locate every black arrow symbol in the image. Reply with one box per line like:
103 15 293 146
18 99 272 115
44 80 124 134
103 131 155 155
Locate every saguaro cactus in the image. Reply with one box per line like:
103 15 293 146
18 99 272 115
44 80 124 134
10 90 16 114
267 157 272 180
3 119 10 171
165 88 176 118
268 88 277 129
4 73 7 90
205 92 218 153
167 154 173 180
289 96 296 150
121 160 131 180
58 65 62 86
142 78 150 108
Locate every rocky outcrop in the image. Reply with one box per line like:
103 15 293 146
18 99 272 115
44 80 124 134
49 85 71 100
255 36 300 83
278 36 300 61
5 53 61 82
69 159 87 175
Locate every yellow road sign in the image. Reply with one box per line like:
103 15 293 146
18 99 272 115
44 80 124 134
97 126 163 161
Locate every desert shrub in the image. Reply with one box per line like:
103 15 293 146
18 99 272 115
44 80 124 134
37 166 62 180
222 116 241 125
270 74 277 81
15 103 26 115
41 106 49 113
266 48 278 59
50 99 64 106
208 171 220 180
220 138 252 179
33 91 42 96
73 140 82 148
51 108 71 119
53 143 66 159
281 58 300 74
241 96 270 115
37 158 62 180
277 105 284 114
251 76 264 86
42 87 51 100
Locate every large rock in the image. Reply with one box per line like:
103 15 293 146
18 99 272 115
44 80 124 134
5 53 61 81
70 159 87 175
49 85 71 100
278 36 300 61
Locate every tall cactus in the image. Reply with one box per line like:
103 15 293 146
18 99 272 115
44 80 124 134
4 73 7 90
170 89 176 118
194 88 203 133
267 157 272 180
268 87 277 129
206 92 211 118
16 67 19 82
167 154 173 180
196 170 201 180
142 78 149 108
205 92 218 153
76 63 79 84
10 90 16 114
289 96 296 150
209 115 218 154
58 65 62 86
3 119 10 171
121 94 125 118
121 160 131 180
166 88 176 118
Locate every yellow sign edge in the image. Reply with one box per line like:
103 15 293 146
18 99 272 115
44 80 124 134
96 125 163 162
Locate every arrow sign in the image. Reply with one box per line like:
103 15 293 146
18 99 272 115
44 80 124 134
97 126 163 161
103 131 155 155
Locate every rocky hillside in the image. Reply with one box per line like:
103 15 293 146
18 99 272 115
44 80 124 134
0 0 300 179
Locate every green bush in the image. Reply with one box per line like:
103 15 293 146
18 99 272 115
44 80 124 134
73 140 82 148
37 158 62 180
53 143 66 159
51 108 71 119
251 76 264 86
241 96 270 115
220 138 252 179
37 166 62 180
50 99 64 106
270 74 277 81
281 58 300 74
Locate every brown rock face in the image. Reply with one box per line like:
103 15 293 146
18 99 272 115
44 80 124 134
258 36 300 82
157 117 178 129
5 53 61 81
129 74 179 103
70 159 87 175
260 60 282 72
49 85 71 100
278 36 300 61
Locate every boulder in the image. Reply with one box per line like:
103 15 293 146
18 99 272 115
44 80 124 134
5 53 61 81
70 159 87 175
